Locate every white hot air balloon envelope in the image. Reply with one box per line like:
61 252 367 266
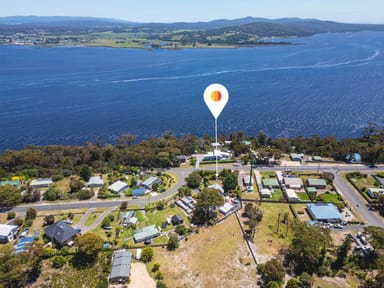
203 83 229 119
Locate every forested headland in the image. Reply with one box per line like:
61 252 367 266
1 126 383 179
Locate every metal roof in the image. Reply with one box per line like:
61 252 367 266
108 181 128 193
133 225 159 243
307 203 342 221
110 250 132 280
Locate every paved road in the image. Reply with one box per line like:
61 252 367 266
9 163 384 228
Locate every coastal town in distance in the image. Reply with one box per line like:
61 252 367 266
1 1 384 287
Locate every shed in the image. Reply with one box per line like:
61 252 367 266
219 203 234 215
30 178 53 188
109 250 132 283
260 188 272 198
0 224 18 243
307 203 342 223
108 181 129 193
171 215 184 226
262 178 280 188
307 178 327 189
87 176 104 187
133 225 159 243
132 188 145 197
285 189 300 202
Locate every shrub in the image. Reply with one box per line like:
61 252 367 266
175 224 187 236
141 247 154 263
156 281 168 288
7 211 15 220
13 218 23 226
52 255 67 268
152 263 160 273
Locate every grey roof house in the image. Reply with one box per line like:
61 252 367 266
133 225 159 243
141 176 161 190
44 220 78 246
109 250 132 283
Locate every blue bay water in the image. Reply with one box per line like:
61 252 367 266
1 31 384 151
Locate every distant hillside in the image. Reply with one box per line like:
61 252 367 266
1 16 384 48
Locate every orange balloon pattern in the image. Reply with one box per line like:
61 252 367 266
210 90 222 102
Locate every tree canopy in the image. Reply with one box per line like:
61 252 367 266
192 187 224 225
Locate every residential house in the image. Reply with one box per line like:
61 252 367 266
44 220 78 246
141 177 161 190
133 225 160 243
367 188 384 198
284 189 300 202
30 178 53 188
86 176 104 187
284 177 303 190
0 224 18 243
260 188 272 198
131 188 145 197
171 215 184 226
262 178 280 188
108 181 129 194
0 180 21 188
307 178 327 189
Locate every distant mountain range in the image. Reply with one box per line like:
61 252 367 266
1 16 384 48
1 15 384 32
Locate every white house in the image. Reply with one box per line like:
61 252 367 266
108 181 129 193
284 177 303 190
203 150 232 161
285 189 300 202
260 188 272 198
87 176 104 187
0 224 18 243
30 178 53 188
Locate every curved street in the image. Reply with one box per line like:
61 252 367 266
10 163 384 228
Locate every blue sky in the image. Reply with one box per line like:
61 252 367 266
1 0 384 23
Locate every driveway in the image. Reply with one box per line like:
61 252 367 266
128 262 156 288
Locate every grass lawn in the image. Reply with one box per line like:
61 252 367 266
241 190 260 200
314 275 359 288
298 192 310 201
318 192 341 202
251 203 295 259
271 189 284 201
348 175 379 191
84 213 102 226
55 177 71 194
261 171 276 178
138 206 189 229
0 212 10 223
148 215 258 288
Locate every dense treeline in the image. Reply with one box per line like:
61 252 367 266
1 126 384 179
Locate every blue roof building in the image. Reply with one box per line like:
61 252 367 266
132 188 145 197
307 203 342 223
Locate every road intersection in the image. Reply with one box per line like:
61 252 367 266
10 163 384 228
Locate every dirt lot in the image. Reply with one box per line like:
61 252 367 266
128 263 156 288
152 215 259 288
